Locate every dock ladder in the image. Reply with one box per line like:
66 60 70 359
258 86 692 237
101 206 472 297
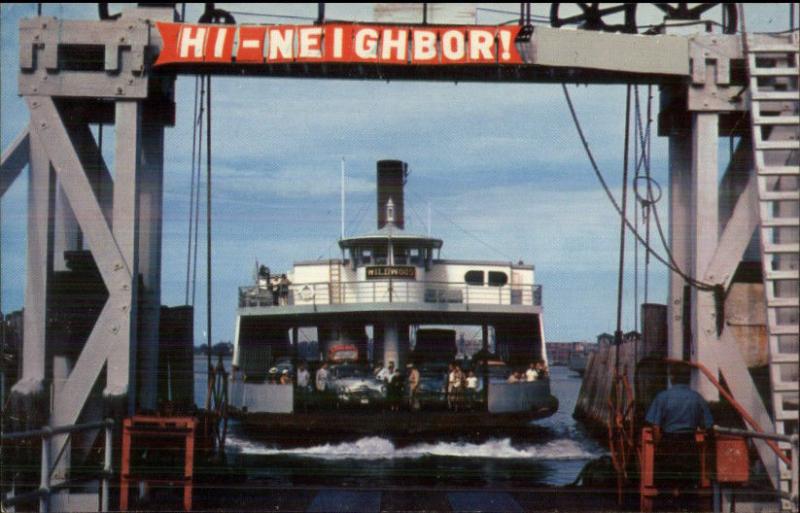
745 31 800 511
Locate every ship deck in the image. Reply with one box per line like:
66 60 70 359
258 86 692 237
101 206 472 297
234 405 559 445
237 303 541 322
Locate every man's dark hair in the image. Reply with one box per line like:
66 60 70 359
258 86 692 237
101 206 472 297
670 363 692 384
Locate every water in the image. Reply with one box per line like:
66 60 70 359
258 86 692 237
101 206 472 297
194 357 606 488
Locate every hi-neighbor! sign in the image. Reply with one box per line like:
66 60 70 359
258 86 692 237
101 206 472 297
155 23 524 66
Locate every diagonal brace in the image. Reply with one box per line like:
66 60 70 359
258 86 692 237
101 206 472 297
717 328 779 488
27 97 132 291
50 296 128 457
1 127 30 198
704 172 759 289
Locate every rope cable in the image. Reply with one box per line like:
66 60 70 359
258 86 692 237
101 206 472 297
206 74 213 380
614 85 632 370
185 76 200 304
191 79 205 306
409 190 514 261
643 85 654 303
560 84 715 292
633 87 640 333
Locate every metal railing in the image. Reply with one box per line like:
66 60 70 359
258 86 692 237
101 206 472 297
240 281 542 308
713 425 799 513
1 419 114 513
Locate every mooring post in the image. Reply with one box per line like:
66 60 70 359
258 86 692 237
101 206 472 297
102 420 113 512
39 428 51 513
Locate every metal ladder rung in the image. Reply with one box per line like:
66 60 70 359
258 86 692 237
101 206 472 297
755 139 800 151
751 90 800 101
750 67 800 77
753 115 800 126
775 410 800 422
760 217 800 227
768 324 800 335
756 165 800 176
772 382 800 393
759 190 800 201
766 269 800 280
748 45 800 53
770 351 800 364
767 296 800 307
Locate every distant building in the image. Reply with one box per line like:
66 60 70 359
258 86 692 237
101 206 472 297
597 332 614 346
547 341 593 366
595 331 641 346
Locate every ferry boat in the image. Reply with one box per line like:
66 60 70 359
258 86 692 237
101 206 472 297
229 160 557 441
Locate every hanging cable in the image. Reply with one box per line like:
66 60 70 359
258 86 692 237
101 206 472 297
409 190 514 261
561 84 715 292
185 76 200 304
206 74 213 380
191 79 206 306
633 88 640 333
643 85 653 304
614 85 632 364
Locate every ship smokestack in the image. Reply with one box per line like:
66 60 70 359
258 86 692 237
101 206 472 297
377 160 407 230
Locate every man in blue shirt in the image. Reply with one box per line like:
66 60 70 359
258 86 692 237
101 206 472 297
645 363 713 510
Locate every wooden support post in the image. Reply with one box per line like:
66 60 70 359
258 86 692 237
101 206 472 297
691 112 720 401
668 134 691 361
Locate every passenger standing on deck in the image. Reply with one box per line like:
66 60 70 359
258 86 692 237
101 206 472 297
296 361 310 411
535 360 549 379
645 363 713 511
315 362 329 393
407 363 420 411
385 362 401 411
448 364 464 411
465 370 478 409
376 363 390 382
526 362 539 382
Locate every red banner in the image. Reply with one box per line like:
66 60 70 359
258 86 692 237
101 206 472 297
155 23 523 66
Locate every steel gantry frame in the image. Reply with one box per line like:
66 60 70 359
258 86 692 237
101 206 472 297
0 4 798 511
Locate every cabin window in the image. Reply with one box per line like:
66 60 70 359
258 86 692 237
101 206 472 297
464 270 484 286
361 249 372 265
374 246 388 265
409 248 421 266
488 271 508 287
394 246 408 265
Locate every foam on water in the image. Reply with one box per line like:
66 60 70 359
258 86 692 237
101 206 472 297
226 435 601 461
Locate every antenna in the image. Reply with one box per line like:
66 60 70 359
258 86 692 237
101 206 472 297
427 201 432 236
340 157 346 240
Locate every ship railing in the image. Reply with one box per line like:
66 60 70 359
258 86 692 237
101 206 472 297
1 419 115 513
712 425 799 512
240 282 542 307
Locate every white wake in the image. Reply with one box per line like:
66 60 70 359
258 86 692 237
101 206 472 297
226 435 601 461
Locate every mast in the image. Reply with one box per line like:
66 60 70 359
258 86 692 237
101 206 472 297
340 157 346 240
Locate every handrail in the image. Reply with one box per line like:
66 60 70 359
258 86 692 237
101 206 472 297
714 425 799 509
1 419 113 441
714 425 797 444
240 281 542 307
666 358 791 466
1 419 115 512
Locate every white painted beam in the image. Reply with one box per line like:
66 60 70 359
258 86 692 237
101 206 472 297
26 97 132 291
20 122 51 385
110 100 142 414
705 173 759 290
691 112 720 401
717 329 779 488
668 135 691 360
136 117 165 411
0 127 30 198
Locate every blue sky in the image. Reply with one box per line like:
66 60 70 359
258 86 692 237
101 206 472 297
1 4 795 344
